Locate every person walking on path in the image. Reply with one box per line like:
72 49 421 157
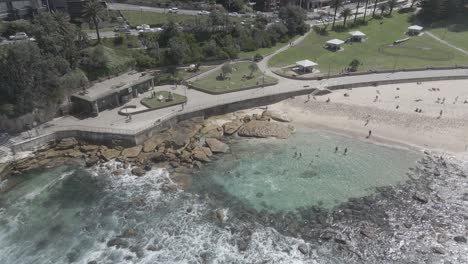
343 148 348 155
367 130 372 138
335 146 338 153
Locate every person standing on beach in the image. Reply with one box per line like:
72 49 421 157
343 148 348 155
335 146 338 153
368 130 372 138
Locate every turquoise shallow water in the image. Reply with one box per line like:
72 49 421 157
200 129 422 211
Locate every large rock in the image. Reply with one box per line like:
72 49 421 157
192 148 211 162
206 138 229 153
237 120 294 139
170 172 193 190
262 110 292 122
131 167 146 177
85 156 99 167
200 124 223 139
121 145 143 158
80 145 99 152
223 120 243 135
101 148 121 161
55 138 78 150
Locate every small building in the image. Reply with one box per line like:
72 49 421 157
326 39 345 51
349 31 366 42
295 59 318 73
407 25 423 36
71 71 155 116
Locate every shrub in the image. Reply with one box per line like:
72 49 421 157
349 59 361 72
312 25 328 36
253 53 263 62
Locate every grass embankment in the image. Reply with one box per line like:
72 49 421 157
238 35 302 59
190 62 277 94
82 46 135 80
141 91 187 109
269 14 468 75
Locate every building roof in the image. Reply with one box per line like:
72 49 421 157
349 31 366 37
326 39 345 45
72 71 154 102
408 25 423 31
296 59 318 68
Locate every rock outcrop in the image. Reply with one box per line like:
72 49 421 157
55 138 78 150
262 110 292 122
237 120 294 139
223 120 243 135
121 146 143 158
206 138 229 153
200 124 223 139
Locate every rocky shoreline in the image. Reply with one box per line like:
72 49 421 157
2 110 294 192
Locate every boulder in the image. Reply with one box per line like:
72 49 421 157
146 244 162 251
215 209 226 223
120 228 137 238
223 120 243 135
121 145 143 159
149 152 166 163
237 120 294 139
143 135 167 152
107 238 129 248
201 147 213 157
80 145 99 152
412 193 429 204
64 149 83 158
206 138 229 153
85 156 99 167
101 148 121 161
262 110 292 122
454 236 467 243
298 243 308 255
192 148 211 162
131 167 146 177
55 138 78 150
431 246 445 255
170 172 193 190
200 124 223 139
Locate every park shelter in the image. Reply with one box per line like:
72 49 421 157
326 39 345 50
408 25 423 35
71 71 155 116
349 31 366 42
295 60 318 73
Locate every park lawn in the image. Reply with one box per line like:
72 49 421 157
141 91 187 109
429 27 468 51
269 14 468 75
238 35 302 59
190 61 278 94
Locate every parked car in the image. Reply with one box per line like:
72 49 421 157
198 10 210 15
168 7 178 13
9 32 28 41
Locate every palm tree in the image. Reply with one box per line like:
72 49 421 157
83 0 105 43
353 0 361 24
388 0 397 15
379 4 387 16
363 0 370 20
331 0 342 30
372 0 379 17
341 8 352 27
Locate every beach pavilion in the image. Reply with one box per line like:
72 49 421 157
326 39 345 51
295 59 318 73
408 25 423 36
349 31 366 42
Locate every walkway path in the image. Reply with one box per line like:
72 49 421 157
425 31 468 56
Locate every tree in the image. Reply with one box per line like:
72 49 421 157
341 8 352 27
354 0 361 24
331 0 342 30
372 0 379 17
363 0 371 20
379 4 387 16
221 62 233 79
278 5 308 35
388 0 397 15
82 0 105 43
31 12 79 67
410 0 417 8
248 62 258 77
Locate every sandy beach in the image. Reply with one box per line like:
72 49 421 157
268 79 468 158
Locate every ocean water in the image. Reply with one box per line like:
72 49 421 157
0 131 425 263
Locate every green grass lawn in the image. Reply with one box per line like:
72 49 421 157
269 14 468 75
141 91 187 109
238 35 302 59
190 61 278 94
429 27 468 51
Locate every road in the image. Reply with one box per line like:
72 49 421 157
107 3 203 16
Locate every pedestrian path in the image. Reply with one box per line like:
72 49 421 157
425 31 468 56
